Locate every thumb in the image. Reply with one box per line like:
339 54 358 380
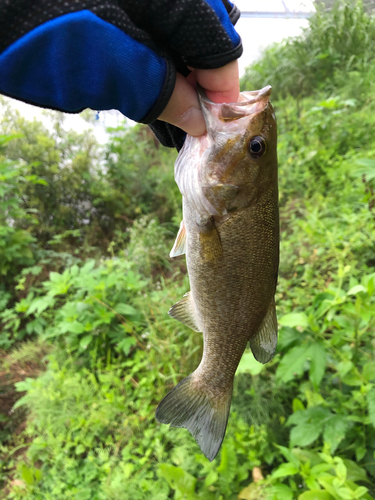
157 73 206 137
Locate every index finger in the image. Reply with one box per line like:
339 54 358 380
193 60 240 104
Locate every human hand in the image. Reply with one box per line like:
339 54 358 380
158 60 240 137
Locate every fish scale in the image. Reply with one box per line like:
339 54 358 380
156 86 279 461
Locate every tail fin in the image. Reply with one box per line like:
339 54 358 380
155 374 232 461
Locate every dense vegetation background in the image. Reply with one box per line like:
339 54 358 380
1 1 375 498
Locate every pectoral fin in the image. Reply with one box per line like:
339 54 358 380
196 216 222 262
199 228 222 261
170 221 186 258
250 302 278 364
168 292 201 332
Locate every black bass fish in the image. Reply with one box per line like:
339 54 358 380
156 86 279 461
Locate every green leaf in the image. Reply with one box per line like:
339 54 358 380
288 407 331 447
80 335 93 349
276 344 311 383
204 470 218 488
118 336 137 355
353 159 375 181
68 321 86 334
21 465 34 486
323 414 349 453
115 303 138 317
75 444 85 455
347 285 367 295
159 464 196 500
34 469 42 482
275 445 300 467
366 390 375 427
298 491 334 500
363 364 375 383
293 398 305 412
236 351 264 375
355 446 367 462
27 296 55 316
309 342 326 386
343 459 369 483
269 484 294 500
279 312 309 328
353 486 368 498
272 462 299 478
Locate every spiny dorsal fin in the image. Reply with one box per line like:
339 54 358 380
156 374 233 461
170 220 186 258
250 301 278 364
168 292 201 332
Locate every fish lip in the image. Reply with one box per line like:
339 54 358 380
197 85 272 107
198 85 272 124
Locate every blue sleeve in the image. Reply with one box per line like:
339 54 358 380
0 0 242 136
0 10 175 123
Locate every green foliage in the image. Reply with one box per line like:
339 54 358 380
3 1 375 498
242 0 375 100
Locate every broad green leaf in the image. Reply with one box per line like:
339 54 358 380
343 459 369 483
276 344 311 383
269 484 294 500
159 464 196 500
279 312 309 328
27 296 55 316
290 423 322 448
48 271 63 283
80 335 93 349
353 486 369 498
272 462 299 478
34 469 42 482
276 445 300 466
236 351 264 375
298 491 334 500
204 470 218 488
355 446 367 462
21 465 34 486
323 414 349 453
288 407 331 447
309 342 326 387
347 285 367 295
293 398 306 412
68 321 86 334
115 303 138 317
118 336 137 355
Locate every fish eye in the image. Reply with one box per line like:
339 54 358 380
248 136 267 159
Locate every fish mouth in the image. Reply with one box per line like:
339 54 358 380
197 85 272 105
198 85 272 123
197 85 272 127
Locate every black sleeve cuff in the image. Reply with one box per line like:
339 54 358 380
181 40 243 70
139 60 176 124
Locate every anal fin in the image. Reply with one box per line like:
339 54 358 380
170 221 186 258
250 301 278 364
168 291 201 332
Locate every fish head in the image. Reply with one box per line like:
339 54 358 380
175 86 277 216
